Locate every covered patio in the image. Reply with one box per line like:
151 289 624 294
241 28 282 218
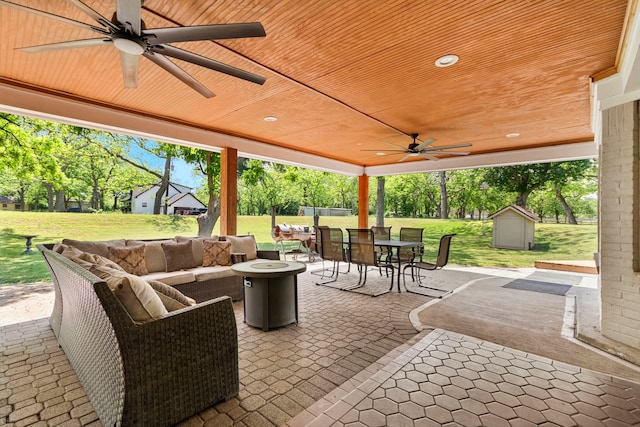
4 1 640 425
3 264 640 426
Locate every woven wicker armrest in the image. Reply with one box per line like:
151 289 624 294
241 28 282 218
97 288 239 426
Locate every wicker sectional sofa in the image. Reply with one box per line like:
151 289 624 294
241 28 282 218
36 235 279 426
53 235 279 302
38 245 239 426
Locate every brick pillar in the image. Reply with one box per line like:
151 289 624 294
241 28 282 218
220 147 237 236
600 101 640 348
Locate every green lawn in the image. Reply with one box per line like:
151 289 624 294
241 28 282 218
0 211 597 284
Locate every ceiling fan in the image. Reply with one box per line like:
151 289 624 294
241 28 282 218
0 0 267 98
364 133 472 162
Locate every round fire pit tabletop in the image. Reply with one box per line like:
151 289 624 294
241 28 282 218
231 259 307 278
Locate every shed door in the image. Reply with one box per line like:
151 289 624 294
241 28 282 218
494 218 525 249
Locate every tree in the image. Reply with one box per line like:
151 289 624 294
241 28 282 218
176 147 220 237
483 160 594 223
439 171 448 219
376 177 385 226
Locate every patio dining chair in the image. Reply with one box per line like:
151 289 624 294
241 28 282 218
388 227 424 278
371 225 392 275
402 234 456 298
345 228 394 296
314 227 349 285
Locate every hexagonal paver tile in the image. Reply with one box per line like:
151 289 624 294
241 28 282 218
372 397 398 415
359 408 386 427
424 404 454 424
398 401 426 419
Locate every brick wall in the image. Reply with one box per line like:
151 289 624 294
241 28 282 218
600 101 640 348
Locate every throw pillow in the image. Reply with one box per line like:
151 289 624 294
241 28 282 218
73 251 126 272
161 240 197 272
87 264 167 323
226 235 258 261
147 280 196 311
107 245 148 276
127 239 174 273
104 274 168 323
202 240 232 266
176 236 218 266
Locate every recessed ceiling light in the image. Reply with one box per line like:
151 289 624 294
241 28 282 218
263 116 278 122
506 133 520 138
435 54 459 68
376 152 386 156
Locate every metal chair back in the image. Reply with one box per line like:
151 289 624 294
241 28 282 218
347 228 377 266
435 234 455 268
371 226 391 240
398 227 424 261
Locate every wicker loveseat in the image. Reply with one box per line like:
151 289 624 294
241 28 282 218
38 246 239 426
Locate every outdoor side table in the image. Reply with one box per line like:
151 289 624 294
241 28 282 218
232 259 306 331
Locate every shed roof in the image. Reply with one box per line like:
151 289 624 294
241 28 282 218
488 205 540 222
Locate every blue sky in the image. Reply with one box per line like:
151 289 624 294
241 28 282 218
129 142 204 190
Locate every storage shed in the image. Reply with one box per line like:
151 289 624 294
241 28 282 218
488 205 540 250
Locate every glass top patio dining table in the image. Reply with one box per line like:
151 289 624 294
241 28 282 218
342 238 424 292
374 240 424 292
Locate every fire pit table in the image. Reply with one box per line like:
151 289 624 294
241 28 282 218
232 259 306 331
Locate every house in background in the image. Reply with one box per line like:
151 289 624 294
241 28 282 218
122 182 206 215
0 196 21 211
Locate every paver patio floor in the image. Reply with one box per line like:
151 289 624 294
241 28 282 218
2 265 640 426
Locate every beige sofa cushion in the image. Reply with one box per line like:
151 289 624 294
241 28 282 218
148 280 196 311
62 238 126 257
176 236 218 266
139 270 196 286
226 235 257 261
162 240 197 271
74 251 126 272
127 239 174 273
192 266 236 282
88 265 168 323
55 243 126 272
107 245 149 276
203 240 232 267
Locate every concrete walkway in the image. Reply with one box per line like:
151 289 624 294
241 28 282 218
2 265 640 426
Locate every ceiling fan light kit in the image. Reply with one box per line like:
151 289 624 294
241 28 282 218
112 35 145 55
362 132 472 163
0 0 267 97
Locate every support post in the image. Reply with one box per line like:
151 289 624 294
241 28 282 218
220 147 238 236
358 174 369 229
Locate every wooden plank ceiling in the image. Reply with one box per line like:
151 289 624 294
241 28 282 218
0 0 628 169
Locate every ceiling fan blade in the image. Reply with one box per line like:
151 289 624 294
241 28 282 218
361 149 406 152
67 0 118 31
415 138 436 151
419 153 440 161
398 154 412 163
422 142 472 151
116 0 141 35
19 38 111 53
150 44 266 85
0 0 108 34
382 141 410 151
145 23 266 45
120 51 139 88
144 52 214 98
432 151 470 156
